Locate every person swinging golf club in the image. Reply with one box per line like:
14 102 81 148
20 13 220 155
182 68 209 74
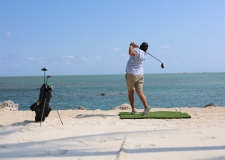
125 42 151 116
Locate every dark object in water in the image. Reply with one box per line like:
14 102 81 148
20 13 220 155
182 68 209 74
97 93 106 96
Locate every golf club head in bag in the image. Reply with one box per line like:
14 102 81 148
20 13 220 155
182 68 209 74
41 67 48 71
46 75 51 84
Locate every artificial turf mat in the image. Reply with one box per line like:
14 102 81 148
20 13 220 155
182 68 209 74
119 111 191 119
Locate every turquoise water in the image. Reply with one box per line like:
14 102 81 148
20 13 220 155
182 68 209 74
0 73 225 110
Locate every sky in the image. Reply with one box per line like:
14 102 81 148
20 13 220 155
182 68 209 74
0 0 225 76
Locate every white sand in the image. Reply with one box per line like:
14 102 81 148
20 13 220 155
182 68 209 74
0 107 225 160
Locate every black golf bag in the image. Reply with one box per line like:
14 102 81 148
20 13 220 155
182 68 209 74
29 67 63 126
30 84 52 122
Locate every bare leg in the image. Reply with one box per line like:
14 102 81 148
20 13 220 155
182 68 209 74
128 89 135 112
136 89 148 109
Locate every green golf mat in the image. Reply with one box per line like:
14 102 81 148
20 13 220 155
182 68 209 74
119 111 191 119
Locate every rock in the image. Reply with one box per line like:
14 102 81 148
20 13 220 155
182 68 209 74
78 106 88 110
114 103 132 110
204 103 217 108
97 93 106 96
0 100 19 111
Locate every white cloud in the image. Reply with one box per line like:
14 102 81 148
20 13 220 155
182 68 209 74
5 31 13 37
65 62 71 65
66 55 74 59
113 48 122 52
10 63 20 67
37 58 45 63
97 56 101 60
25 57 35 60
121 54 129 60
160 45 170 49
60 55 74 59
173 60 180 63
161 51 165 54
80 57 89 62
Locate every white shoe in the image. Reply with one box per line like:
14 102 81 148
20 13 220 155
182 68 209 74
141 106 151 116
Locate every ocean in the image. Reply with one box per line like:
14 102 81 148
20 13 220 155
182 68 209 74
0 73 225 110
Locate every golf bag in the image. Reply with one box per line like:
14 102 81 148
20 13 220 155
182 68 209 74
30 67 63 126
30 84 52 122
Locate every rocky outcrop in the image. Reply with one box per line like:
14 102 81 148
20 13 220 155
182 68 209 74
78 106 88 110
204 103 217 108
0 100 19 111
114 103 132 110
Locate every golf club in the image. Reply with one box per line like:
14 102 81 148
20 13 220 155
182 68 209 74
137 47 165 69
46 75 51 84
41 67 48 84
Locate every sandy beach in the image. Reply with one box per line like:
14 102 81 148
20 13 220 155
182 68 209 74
1 107 225 160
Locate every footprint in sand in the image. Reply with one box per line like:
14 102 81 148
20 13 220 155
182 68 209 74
149 144 155 147
18 138 29 143
56 149 68 155
37 143 44 147
200 136 216 140
40 149 68 156
71 141 88 147
100 138 106 142
100 137 121 142
196 132 202 134
159 136 165 139
134 144 155 148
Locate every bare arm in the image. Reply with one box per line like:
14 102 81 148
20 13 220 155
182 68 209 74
129 42 138 57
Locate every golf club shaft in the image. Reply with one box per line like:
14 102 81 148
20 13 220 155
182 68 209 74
44 71 45 84
137 47 163 64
